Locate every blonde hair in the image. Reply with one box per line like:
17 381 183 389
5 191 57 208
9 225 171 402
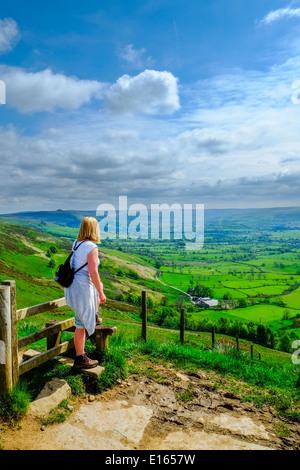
77 217 100 243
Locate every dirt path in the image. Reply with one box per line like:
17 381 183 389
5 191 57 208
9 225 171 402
2 365 299 451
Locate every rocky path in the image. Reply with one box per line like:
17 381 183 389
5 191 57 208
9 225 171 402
2 364 300 451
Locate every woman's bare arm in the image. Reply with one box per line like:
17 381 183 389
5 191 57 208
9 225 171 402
88 247 106 303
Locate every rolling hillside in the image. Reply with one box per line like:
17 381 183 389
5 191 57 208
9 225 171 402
0 219 165 310
1 215 300 443
1 206 300 237
0 212 299 362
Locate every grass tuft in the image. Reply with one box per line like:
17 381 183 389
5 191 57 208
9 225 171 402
0 383 31 422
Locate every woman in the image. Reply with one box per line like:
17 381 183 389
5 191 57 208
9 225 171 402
65 217 106 370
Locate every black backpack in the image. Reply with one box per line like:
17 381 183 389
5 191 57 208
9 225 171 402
55 241 88 288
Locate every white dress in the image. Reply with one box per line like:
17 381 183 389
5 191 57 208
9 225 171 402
64 240 99 336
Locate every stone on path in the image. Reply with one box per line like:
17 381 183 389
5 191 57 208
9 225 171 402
51 400 153 450
210 414 271 440
29 378 71 418
158 429 274 451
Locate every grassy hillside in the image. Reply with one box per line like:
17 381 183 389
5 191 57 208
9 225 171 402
1 217 300 431
0 219 167 310
0 217 297 360
1 210 300 339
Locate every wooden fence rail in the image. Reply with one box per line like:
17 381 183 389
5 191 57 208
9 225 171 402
0 280 116 395
0 282 262 396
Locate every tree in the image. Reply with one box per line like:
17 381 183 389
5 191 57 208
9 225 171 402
175 295 185 311
257 324 267 347
278 332 291 353
190 283 214 298
269 331 276 349
282 310 290 320
160 296 169 306
48 259 56 269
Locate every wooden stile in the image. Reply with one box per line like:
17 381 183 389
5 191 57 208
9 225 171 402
2 280 18 385
0 278 118 393
0 284 12 394
16 297 66 321
19 339 75 376
18 318 75 349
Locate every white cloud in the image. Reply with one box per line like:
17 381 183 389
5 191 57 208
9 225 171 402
0 66 105 113
1 40 300 210
0 65 180 115
119 44 154 69
259 7 300 26
105 69 180 115
0 18 20 54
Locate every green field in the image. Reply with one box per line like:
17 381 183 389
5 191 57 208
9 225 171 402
0 208 299 357
282 288 300 310
1 209 300 432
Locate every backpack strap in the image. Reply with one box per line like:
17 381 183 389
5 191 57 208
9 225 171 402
72 241 85 252
72 240 88 274
74 262 88 274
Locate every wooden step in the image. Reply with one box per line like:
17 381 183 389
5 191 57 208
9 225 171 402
22 349 41 360
58 356 105 378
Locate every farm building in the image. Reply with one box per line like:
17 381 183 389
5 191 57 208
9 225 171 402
191 296 219 308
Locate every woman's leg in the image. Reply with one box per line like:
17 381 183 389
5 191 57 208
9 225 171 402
73 326 98 369
74 327 85 355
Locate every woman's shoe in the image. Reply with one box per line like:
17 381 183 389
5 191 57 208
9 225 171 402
73 353 98 370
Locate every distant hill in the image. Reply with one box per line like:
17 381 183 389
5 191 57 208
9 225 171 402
0 206 299 231
0 210 94 228
209 206 300 229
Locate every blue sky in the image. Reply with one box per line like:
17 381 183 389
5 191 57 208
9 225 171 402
0 0 300 212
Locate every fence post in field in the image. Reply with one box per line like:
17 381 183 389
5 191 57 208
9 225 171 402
0 284 12 395
180 308 185 344
212 326 215 350
141 291 147 342
2 280 18 386
236 335 239 353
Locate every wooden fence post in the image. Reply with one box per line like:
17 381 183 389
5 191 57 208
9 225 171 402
2 280 18 386
94 325 117 354
212 326 215 350
180 308 185 344
0 284 12 395
141 291 147 342
46 320 62 349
